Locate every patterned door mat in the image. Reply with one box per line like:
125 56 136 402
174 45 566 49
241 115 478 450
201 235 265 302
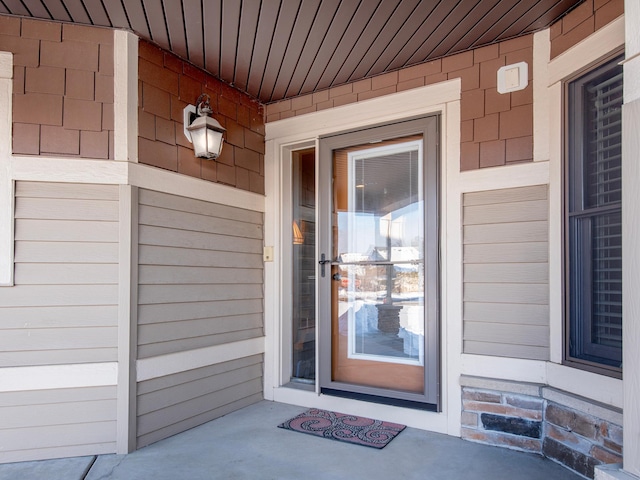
278 408 406 449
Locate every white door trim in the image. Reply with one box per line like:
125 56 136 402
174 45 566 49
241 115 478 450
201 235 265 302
264 80 462 435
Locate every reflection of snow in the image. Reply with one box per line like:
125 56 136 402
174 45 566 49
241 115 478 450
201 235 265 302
339 299 424 365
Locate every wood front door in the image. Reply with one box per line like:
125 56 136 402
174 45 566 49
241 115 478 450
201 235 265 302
318 117 440 409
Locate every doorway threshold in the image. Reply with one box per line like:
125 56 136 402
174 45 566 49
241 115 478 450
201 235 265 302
283 381 315 392
321 387 437 412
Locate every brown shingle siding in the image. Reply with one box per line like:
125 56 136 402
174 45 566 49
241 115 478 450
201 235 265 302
40 40 99 71
562 0 594 32
0 15 20 36
479 139 506 168
550 0 622 59
137 40 265 193
142 83 171 119
80 130 109 158
21 19 61 41
474 114 499 143
63 97 103 131
264 33 535 172
139 58 179 95
62 23 113 45
99 43 114 75
595 0 624 29
25 66 65 95
13 66 25 95
40 125 79 155
138 137 177 171
13 93 63 125
177 145 202 177
12 123 40 155
451 63 480 91
0 35 39 66
95 73 113 103
500 104 533 139
442 50 474 72
506 136 533 163
5 16 113 158
66 69 95 100
460 142 480 171
474 44 499 63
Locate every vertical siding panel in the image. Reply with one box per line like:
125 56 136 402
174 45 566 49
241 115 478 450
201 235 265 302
462 185 550 359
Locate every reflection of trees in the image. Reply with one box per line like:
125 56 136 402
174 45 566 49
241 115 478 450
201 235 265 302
394 271 420 293
338 266 421 298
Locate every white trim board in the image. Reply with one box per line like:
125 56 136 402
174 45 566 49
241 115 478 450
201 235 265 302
129 162 265 212
548 15 625 85
460 355 547 384
8 157 265 212
266 80 460 143
0 51 13 286
547 362 623 408
136 337 266 382
114 30 138 163
0 363 118 392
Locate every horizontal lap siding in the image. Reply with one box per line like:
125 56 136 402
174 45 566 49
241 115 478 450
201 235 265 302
136 189 264 447
0 182 119 463
462 185 550 360
137 355 264 448
137 189 264 358
0 182 119 366
0 386 117 463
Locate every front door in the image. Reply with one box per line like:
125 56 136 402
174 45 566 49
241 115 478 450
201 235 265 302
318 117 439 409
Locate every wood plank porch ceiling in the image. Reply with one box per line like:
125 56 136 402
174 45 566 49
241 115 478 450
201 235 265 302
0 0 583 103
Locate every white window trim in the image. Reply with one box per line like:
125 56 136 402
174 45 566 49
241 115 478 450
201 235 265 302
431 18 625 411
546 15 625 406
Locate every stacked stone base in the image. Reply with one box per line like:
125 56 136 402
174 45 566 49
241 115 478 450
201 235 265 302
461 376 623 479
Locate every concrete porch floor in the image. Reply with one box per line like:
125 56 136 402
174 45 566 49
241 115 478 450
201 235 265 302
1 400 583 480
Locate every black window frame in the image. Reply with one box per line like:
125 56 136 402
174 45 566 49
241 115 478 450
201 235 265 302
564 52 624 378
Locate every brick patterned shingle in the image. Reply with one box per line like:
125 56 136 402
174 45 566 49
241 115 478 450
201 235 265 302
8 16 113 159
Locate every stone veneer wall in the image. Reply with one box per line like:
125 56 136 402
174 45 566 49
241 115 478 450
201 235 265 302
1 15 114 158
461 376 623 479
265 35 534 172
138 40 265 194
550 0 623 59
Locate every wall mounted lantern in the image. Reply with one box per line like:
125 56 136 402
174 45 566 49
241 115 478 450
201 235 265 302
183 94 225 159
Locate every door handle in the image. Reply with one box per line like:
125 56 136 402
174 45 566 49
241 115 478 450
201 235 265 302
318 253 331 277
332 273 341 281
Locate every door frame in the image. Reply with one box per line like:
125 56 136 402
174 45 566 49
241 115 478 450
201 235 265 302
263 79 462 435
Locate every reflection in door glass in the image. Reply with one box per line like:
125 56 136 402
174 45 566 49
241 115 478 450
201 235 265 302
334 140 424 372
292 149 316 382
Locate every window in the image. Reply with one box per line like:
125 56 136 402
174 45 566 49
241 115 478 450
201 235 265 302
566 54 623 375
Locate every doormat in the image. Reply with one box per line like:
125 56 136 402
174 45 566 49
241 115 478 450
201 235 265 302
277 408 405 449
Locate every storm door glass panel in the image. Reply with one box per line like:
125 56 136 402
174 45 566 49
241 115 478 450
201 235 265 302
332 138 425 393
291 149 316 382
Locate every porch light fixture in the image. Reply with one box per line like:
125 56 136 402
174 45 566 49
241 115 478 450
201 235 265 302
183 94 225 159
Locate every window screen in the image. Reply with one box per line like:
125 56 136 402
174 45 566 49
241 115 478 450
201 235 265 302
567 54 623 372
